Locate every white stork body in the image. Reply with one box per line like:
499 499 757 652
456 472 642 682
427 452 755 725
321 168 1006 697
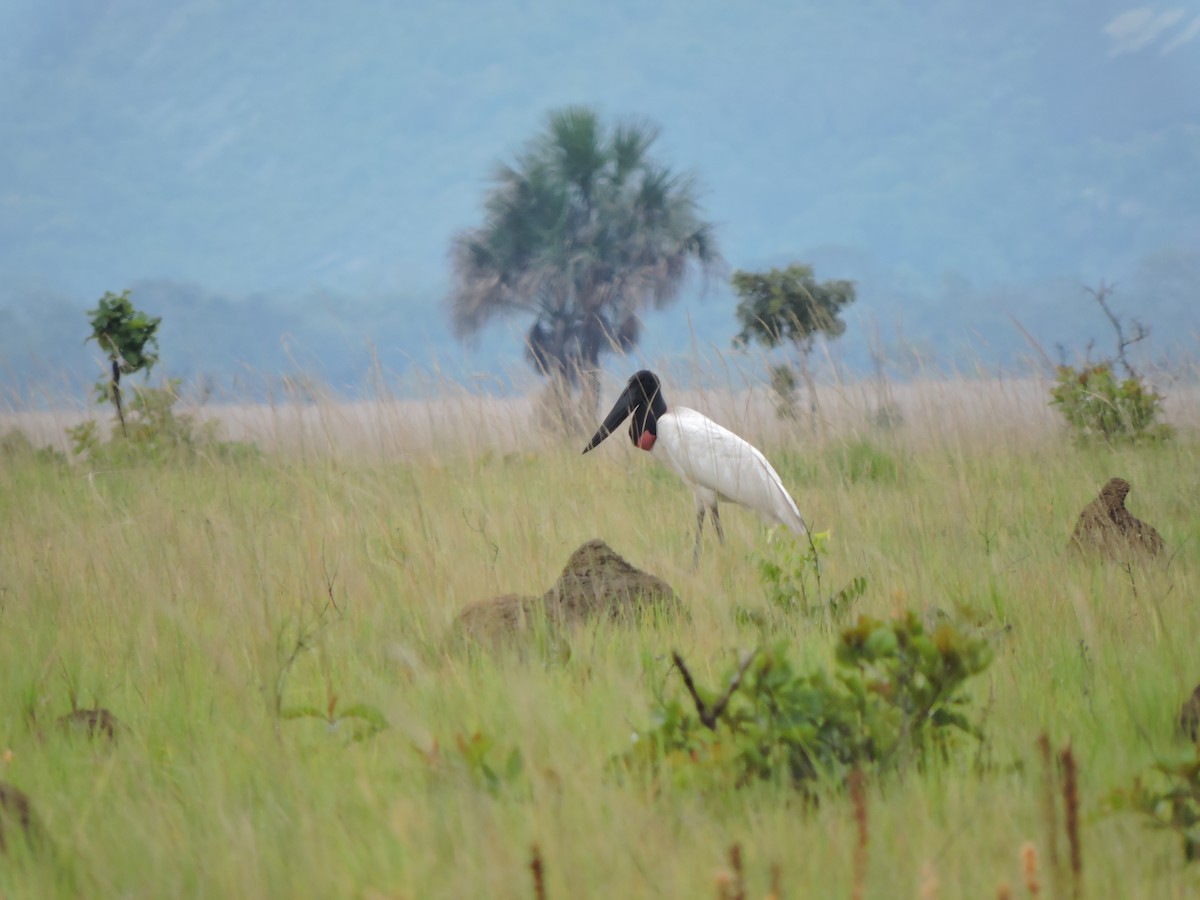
583 370 808 563
652 405 808 537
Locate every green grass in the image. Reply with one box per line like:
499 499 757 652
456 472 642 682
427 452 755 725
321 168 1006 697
2 378 1199 898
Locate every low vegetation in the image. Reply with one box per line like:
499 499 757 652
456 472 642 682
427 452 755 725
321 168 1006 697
1050 282 1174 444
0 363 1198 898
622 612 994 793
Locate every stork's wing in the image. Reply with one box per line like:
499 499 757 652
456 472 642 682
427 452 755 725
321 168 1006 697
657 407 808 535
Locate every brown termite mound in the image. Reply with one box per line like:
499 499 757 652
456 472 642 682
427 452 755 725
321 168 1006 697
543 539 680 625
1069 477 1164 560
455 593 545 646
0 781 40 854
454 539 681 648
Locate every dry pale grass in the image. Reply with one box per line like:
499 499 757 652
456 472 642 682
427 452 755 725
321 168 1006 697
8 368 1198 463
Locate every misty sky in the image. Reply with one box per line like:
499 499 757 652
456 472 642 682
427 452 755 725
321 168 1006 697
2 1 1198 391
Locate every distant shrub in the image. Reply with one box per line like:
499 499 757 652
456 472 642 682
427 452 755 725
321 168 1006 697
1049 363 1172 444
621 612 994 792
67 379 258 464
1049 281 1172 444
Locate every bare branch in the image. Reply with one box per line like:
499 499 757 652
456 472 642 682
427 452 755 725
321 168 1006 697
321 541 342 616
462 510 499 564
671 648 759 731
1084 281 1148 379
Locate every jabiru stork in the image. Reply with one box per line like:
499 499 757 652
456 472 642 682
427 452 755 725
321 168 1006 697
583 370 808 563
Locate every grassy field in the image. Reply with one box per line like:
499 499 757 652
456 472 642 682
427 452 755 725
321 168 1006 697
2 370 1199 898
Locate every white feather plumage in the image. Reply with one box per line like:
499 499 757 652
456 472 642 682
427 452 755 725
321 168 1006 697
654 406 808 536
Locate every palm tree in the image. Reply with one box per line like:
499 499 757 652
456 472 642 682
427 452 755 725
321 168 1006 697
448 106 722 423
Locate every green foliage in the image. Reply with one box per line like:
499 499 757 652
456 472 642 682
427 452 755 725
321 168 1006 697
1110 750 1200 862
742 530 866 624
768 363 799 420
417 732 525 795
732 263 856 355
66 420 101 459
1049 363 1172 444
733 263 856 420
452 731 525 794
66 380 258 464
280 696 389 745
1050 281 1173 444
85 289 162 437
449 106 722 392
622 613 994 792
86 290 161 376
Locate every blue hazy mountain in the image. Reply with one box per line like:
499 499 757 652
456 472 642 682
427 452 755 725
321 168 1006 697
2 1 1198 394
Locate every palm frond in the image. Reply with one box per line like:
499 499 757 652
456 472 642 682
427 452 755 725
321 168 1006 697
444 105 723 373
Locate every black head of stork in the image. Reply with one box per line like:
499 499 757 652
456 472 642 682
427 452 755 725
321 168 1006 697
582 369 668 454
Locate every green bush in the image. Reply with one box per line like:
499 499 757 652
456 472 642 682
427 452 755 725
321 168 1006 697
621 612 994 792
1110 750 1200 862
1049 363 1172 444
741 529 865 624
67 380 258 464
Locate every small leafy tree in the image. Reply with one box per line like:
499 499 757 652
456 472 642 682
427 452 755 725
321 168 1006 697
732 264 856 418
1049 281 1171 443
86 290 161 436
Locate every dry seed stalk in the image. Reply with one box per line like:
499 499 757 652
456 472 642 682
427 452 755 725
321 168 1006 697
767 862 783 900
849 768 868 900
1036 733 1060 877
729 843 745 900
529 843 546 900
1021 841 1040 896
715 869 735 900
1059 744 1082 898
918 860 939 900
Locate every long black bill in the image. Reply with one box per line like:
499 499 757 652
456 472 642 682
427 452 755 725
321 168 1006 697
582 385 637 454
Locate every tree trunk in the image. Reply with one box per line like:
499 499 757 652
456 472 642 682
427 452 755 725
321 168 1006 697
111 359 127 437
798 346 821 433
577 309 605 423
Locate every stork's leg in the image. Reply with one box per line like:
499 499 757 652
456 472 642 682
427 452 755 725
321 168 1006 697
692 505 706 568
710 503 725 545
